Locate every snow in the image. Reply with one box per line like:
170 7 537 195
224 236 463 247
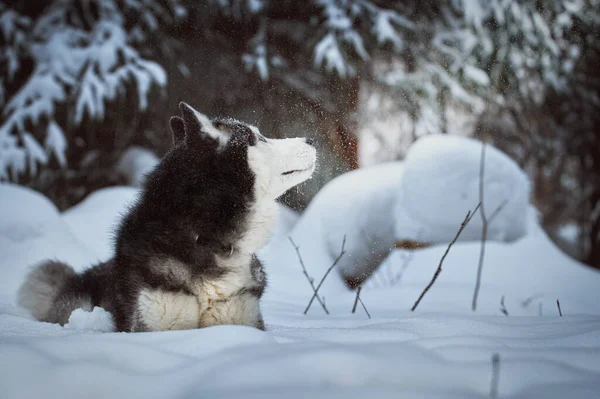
62 186 140 262
0 5 167 181
64 307 114 332
116 146 160 187
44 120 67 167
368 211 599 315
0 184 92 304
314 33 349 77
271 162 403 288
395 134 530 244
272 135 530 286
1 153 600 398
374 11 403 50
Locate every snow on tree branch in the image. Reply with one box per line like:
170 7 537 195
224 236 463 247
0 5 30 106
0 0 172 181
313 0 412 77
242 20 270 81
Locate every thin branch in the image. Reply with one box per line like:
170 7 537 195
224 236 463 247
390 249 414 287
499 295 508 316
304 235 347 315
557 299 563 316
358 294 371 319
411 203 481 311
521 293 544 308
472 143 488 312
289 237 329 315
351 286 361 313
351 286 371 318
490 353 500 399
389 229 423 287
488 199 509 224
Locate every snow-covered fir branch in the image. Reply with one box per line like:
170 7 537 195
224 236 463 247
0 0 175 180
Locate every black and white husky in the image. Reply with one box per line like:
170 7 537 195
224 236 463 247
17 102 316 332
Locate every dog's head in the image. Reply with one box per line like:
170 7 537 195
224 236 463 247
170 102 317 199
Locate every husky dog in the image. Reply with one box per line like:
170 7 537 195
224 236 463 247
18 102 317 332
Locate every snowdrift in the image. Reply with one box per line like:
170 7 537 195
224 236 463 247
1 141 599 398
394 134 530 243
264 162 404 293
62 186 140 262
0 184 92 303
276 134 530 288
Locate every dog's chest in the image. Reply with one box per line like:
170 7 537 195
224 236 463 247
135 255 265 332
192 256 265 327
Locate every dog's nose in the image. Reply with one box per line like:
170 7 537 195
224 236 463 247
305 138 315 146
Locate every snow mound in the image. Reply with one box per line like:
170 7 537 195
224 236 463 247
266 135 531 290
116 146 160 187
395 134 530 243
62 186 140 261
0 184 93 303
274 203 300 238
64 307 114 332
262 162 403 296
2 179 600 398
367 206 600 315
0 183 61 243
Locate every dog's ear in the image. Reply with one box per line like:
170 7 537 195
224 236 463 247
178 102 224 145
170 116 185 145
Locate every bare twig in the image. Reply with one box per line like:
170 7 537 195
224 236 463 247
388 229 423 287
304 235 347 315
390 248 415 287
557 299 563 316
472 143 511 311
351 286 371 318
411 204 481 311
490 353 500 399
289 237 329 315
358 294 371 319
499 295 509 316
521 293 544 308
488 199 509 224
351 286 361 313
473 143 488 312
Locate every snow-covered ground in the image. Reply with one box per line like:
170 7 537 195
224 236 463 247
1 143 600 398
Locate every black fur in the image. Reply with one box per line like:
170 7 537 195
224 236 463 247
22 102 268 332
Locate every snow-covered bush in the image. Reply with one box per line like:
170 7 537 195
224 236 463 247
278 135 530 288
394 134 530 244
362 0 584 141
0 1 180 180
0 183 93 299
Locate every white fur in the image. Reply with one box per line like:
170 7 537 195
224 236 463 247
182 103 229 146
136 253 263 330
136 289 200 331
199 293 261 328
247 137 317 199
195 262 262 328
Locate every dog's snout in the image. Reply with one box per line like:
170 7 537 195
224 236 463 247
305 138 315 146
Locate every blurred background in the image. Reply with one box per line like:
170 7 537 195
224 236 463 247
0 0 598 269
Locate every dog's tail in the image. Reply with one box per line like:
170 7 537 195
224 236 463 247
17 261 91 325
